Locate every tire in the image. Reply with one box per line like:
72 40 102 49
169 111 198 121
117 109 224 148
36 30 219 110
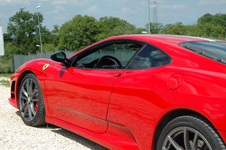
156 116 226 150
18 73 46 126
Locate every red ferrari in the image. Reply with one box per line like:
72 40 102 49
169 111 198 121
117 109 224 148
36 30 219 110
9 34 226 150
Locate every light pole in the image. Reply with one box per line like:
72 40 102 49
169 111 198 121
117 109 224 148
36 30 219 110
37 6 43 53
148 0 151 34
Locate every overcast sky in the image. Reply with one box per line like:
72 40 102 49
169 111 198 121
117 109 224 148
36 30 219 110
0 0 226 33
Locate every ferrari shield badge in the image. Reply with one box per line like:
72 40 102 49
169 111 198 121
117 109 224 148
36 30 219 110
42 64 50 70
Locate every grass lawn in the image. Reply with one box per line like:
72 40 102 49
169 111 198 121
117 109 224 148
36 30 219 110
0 73 12 87
0 79 10 87
0 73 13 78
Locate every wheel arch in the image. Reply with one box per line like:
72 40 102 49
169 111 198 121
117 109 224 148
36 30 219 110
16 70 47 126
153 108 223 149
17 70 36 103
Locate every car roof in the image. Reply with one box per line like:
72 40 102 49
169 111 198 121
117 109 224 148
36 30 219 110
73 34 223 59
107 34 220 44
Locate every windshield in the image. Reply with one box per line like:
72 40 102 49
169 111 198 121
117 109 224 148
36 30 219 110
179 41 226 63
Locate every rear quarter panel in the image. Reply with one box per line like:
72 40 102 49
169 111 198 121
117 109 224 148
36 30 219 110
108 43 226 149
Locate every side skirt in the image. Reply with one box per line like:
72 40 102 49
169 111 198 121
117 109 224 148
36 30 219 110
46 116 139 150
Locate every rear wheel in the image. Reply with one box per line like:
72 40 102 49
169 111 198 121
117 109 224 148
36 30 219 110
156 116 226 150
18 73 46 126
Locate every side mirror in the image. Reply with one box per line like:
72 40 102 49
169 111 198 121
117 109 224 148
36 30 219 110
51 52 70 66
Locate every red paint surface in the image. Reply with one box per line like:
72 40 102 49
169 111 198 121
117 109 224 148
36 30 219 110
8 35 226 150
45 65 123 133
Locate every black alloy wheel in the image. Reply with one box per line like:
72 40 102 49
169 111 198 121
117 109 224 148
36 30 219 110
156 116 226 150
18 73 46 126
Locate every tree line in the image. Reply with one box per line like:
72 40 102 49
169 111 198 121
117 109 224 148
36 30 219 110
1 8 226 72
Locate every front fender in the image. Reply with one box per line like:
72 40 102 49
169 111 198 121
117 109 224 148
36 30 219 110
9 58 60 116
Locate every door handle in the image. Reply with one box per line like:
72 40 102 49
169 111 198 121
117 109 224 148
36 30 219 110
112 74 121 77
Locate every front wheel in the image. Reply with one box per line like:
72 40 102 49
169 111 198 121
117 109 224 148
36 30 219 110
156 116 226 150
18 73 46 126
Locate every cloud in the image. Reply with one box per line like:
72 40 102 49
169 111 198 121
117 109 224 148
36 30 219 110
56 6 65 11
141 1 147 6
53 13 70 20
0 0 29 6
52 0 66 5
198 0 226 5
116 0 130 5
102 0 130 5
51 10 58 14
50 5 66 14
86 5 99 13
51 5 66 14
33 0 49 1
45 11 50 15
172 4 185 9
52 0 91 6
0 12 7 18
122 7 134 13
141 0 184 10
159 4 185 9
53 16 67 20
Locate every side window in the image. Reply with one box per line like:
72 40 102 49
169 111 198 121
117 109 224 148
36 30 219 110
74 42 143 69
127 45 171 70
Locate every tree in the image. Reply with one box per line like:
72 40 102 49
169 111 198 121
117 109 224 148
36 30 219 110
3 33 13 44
145 22 163 34
135 27 147 34
57 15 140 51
111 24 137 36
95 16 138 40
7 8 50 54
58 15 99 51
50 25 60 47
197 13 213 24
197 13 226 38
97 16 131 32
42 44 56 52
161 22 188 35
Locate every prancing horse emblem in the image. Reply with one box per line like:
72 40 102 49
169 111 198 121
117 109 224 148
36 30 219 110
42 64 50 70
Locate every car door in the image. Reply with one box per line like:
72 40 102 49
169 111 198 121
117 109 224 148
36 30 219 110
45 40 143 133
45 65 122 133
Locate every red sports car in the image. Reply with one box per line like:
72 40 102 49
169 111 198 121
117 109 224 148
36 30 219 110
9 34 226 150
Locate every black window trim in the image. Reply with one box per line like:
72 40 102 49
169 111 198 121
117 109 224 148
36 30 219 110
69 38 172 70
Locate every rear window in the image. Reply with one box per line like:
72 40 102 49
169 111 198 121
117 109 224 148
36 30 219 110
179 41 226 64
127 45 171 70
